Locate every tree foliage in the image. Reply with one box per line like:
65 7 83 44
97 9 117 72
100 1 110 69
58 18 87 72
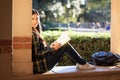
85 0 111 22
32 0 111 23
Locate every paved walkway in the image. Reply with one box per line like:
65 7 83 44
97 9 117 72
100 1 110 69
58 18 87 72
57 27 110 33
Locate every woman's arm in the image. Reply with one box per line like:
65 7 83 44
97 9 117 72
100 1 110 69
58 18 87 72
32 32 55 59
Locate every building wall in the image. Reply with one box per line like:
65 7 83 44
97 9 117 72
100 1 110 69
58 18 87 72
12 0 32 75
0 0 12 80
0 0 32 79
111 0 120 54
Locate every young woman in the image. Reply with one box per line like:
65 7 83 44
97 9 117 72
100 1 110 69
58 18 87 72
32 9 96 74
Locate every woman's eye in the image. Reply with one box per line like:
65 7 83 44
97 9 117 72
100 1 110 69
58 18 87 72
36 18 38 20
32 18 34 20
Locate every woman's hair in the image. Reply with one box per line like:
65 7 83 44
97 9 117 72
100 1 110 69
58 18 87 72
32 9 42 33
32 9 39 15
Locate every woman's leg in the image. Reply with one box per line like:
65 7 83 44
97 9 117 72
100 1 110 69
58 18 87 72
64 42 86 65
45 43 86 70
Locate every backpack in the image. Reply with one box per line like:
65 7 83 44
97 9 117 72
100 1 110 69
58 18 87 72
91 51 120 66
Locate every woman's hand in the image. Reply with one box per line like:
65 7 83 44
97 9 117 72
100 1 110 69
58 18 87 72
50 42 62 51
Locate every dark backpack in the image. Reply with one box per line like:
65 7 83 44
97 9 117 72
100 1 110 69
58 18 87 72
91 51 120 66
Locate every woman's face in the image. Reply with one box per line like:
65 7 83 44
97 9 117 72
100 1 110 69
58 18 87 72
32 14 39 28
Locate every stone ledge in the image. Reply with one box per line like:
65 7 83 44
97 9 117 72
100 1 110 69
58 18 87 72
13 66 120 80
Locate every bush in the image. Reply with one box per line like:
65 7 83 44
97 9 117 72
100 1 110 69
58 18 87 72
42 31 110 66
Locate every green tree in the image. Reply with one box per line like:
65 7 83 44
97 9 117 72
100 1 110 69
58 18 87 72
33 0 82 23
33 0 110 24
78 0 111 22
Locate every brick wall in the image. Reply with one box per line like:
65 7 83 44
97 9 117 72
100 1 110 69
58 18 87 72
0 39 12 80
0 40 12 54
12 37 33 75
13 37 31 49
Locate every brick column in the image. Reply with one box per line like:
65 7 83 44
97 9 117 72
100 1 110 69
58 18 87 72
12 0 33 75
0 0 12 80
111 0 120 54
